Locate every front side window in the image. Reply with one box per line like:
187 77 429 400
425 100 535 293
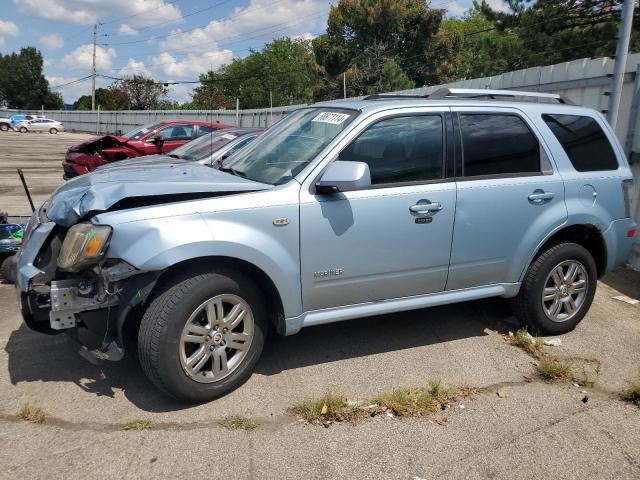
460 114 540 177
339 115 443 185
222 107 358 185
542 114 618 171
123 122 163 140
155 124 194 141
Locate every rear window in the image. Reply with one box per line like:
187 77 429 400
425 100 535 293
542 114 618 171
460 114 540 177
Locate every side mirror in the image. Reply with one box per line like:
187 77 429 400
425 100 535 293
316 161 371 194
152 134 164 145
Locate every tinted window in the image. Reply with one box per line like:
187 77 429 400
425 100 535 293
542 114 618 171
339 115 443 185
460 114 540 177
156 124 194 141
198 125 217 136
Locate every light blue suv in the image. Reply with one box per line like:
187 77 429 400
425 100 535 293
16 89 637 402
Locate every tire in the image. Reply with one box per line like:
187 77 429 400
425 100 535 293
49 128 58 134
512 241 597 335
19 127 27 133
0 123 8 132
138 267 267 403
0 255 17 284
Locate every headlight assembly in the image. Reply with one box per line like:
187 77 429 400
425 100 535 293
57 223 112 272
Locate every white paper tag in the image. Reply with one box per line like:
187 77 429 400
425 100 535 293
311 112 350 125
221 134 238 140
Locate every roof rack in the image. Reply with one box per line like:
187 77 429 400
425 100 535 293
428 88 575 105
363 88 574 105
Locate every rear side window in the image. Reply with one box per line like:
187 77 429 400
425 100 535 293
542 114 618 171
339 115 443 185
460 114 540 177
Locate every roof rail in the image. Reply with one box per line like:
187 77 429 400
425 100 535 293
427 88 575 105
363 94 429 100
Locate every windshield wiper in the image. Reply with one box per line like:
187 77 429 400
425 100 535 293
168 153 181 159
219 165 246 178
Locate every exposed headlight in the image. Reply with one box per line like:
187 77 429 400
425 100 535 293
57 223 112 272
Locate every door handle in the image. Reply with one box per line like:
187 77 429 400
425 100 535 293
528 190 555 203
410 202 442 213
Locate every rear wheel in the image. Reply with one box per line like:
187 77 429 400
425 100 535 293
0 123 8 132
19 127 27 133
512 242 597 335
138 267 267 403
49 128 58 134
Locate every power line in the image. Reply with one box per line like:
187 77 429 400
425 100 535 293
49 75 93 89
98 0 182 26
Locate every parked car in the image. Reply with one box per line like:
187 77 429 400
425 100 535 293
99 128 263 169
16 89 637 403
15 118 65 134
0 117 12 131
62 120 234 179
9 114 46 129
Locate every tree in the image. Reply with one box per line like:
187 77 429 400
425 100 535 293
312 0 463 97
475 0 640 71
72 88 116 110
106 75 168 110
0 47 63 109
194 38 319 109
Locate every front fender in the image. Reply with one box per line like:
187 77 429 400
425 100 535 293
104 209 302 317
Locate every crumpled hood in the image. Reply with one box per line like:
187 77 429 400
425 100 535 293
68 135 129 152
45 162 271 226
95 154 190 169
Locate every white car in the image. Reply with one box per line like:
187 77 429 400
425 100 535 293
16 118 65 134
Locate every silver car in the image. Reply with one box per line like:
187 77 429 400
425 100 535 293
16 118 65 134
15 88 638 403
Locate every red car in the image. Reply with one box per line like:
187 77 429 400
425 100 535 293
62 120 233 179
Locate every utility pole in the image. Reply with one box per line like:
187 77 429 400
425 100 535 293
91 23 97 112
608 0 635 130
343 72 347 99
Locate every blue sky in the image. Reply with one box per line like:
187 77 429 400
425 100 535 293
0 0 507 103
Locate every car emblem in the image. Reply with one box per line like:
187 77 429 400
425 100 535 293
273 218 289 226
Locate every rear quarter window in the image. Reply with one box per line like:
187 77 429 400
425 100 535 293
542 114 618 171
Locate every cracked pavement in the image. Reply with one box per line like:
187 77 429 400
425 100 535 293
1 271 639 480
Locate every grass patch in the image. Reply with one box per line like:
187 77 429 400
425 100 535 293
220 415 257 431
288 393 368 424
536 357 573 382
508 328 545 359
18 403 46 424
124 419 153 431
290 382 471 425
620 384 640 406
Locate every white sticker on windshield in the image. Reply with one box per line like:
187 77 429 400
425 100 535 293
221 134 238 140
311 112 350 125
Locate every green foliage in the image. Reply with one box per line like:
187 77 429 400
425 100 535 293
72 88 118 110
0 47 63 109
193 38 317 109
107 75 168 110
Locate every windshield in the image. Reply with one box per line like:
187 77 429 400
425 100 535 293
170 131 242 161
123 122 163 140
222 107 359 185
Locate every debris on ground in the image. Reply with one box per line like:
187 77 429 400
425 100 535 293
612 295 640 305
496 389 508 398
543 338 563 347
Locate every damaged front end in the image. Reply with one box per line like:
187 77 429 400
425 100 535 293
63 135 139 179
18 214 158 363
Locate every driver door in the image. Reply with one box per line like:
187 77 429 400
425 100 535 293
144 124 195 154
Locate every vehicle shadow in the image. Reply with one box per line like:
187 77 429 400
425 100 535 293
4 298 519 413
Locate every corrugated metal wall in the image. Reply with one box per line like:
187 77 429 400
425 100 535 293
2 53 639 268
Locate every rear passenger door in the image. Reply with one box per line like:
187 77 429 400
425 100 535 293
447 108 568 290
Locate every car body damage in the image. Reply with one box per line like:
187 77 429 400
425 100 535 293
45 161 272 226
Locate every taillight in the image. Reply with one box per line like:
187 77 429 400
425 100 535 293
622 179 634 218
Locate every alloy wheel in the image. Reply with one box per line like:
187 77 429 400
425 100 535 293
541 260 588 323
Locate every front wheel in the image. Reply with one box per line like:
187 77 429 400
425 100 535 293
512 242 597 335
49 128 58 134
19 127 27 133
138 268 267 403
0 124 8 132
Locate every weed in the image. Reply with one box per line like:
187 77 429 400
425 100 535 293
18 403 46 424
537 357 572 382
289 393 367 424
124 419 153 430
220 415 257 431
508 328 545 359
620 384 640 406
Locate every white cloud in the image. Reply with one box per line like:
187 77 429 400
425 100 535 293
46 74 109 103
118 58 151 77
40 33 64 49
441 0 509 17
61 44 117 71
119 24 138 36
14 0 182 26
160 0 329 54
0 19 19 49
152 50 234 78
0 20 19 36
